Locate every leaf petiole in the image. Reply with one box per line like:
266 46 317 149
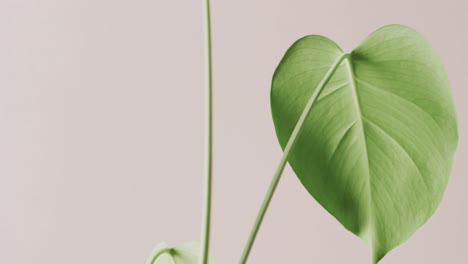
238 54 349 264
200 0 213 263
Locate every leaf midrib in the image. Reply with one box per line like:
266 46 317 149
344 55 376 248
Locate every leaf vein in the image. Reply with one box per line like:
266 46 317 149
362 116 430 192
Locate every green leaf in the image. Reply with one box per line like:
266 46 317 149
146 241 211 264
271 24 458 263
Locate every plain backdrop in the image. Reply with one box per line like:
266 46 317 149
0 0 466 263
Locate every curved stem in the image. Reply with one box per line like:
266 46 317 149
238 54 349 264
150 248 173 264
200 0 213 263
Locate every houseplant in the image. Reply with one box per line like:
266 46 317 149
146 1 458 264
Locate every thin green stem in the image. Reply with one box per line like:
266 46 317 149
239 54 349 264
200 0 213 263
150 248 173 264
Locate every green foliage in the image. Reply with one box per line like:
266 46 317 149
271 25 458 263
146 241 208 264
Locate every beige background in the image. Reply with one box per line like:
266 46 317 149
0 0 466 263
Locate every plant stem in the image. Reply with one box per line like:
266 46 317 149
200 0 213 263
239 54 349 264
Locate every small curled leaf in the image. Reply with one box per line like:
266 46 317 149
146 241 212 264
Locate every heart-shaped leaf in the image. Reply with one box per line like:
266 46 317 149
146 241 211 264
271 25 458 262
